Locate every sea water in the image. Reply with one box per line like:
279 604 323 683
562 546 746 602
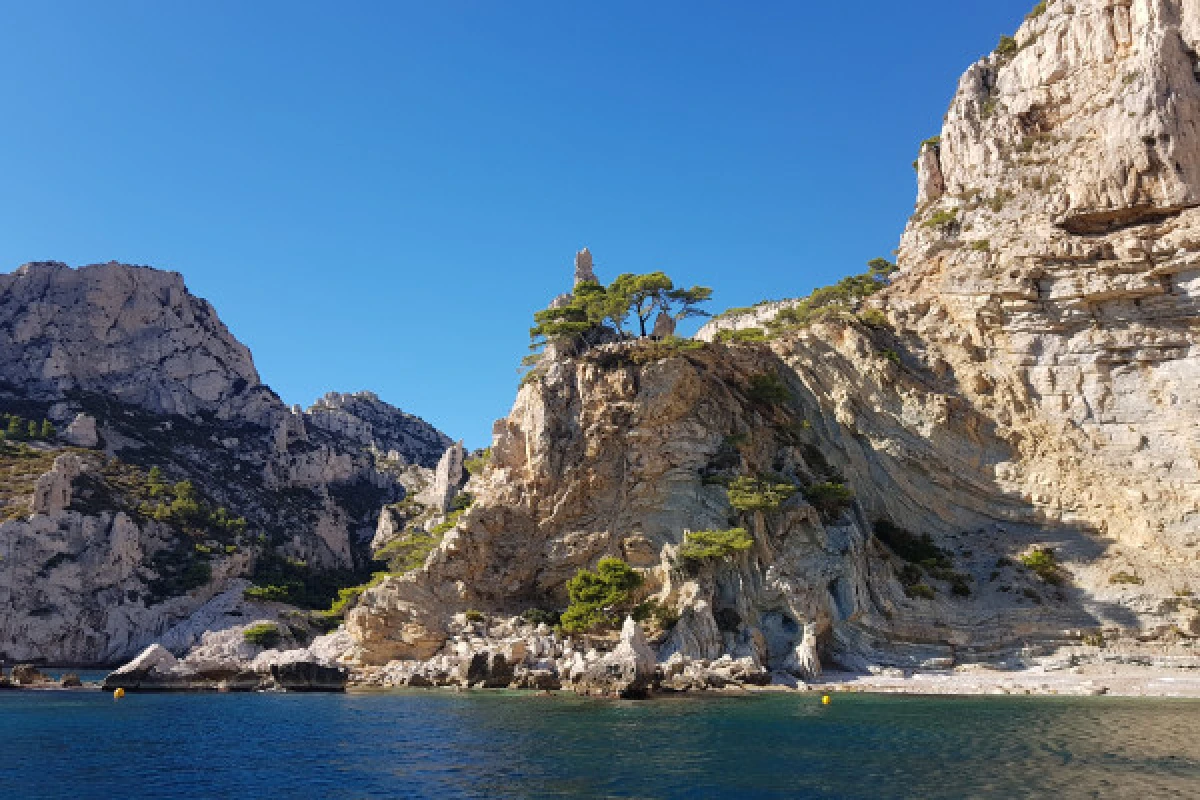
3 689 1198 798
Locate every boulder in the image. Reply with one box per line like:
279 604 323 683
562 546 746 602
573 617 656 699
63 413 99 448
11 664 51 685
267 661 348 692
59 672 82 687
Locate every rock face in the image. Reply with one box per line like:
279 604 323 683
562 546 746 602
0 261 279 425
0 261 451 665
419 442 466 512
574 247 597 286
347 0 1200 680
304 391 451 469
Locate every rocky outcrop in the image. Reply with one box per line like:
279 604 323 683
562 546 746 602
64 413 98 447
304 391 451 468
419 442 466 512
573 617 657 698
346 0 1200 684
0 261 451 665
0 261 279 425
102 631 350 692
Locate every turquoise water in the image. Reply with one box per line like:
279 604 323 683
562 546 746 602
3 690 1199 798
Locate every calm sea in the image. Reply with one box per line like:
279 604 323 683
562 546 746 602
2 688 1198 798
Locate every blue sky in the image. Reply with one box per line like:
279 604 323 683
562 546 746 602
0 1 1036 447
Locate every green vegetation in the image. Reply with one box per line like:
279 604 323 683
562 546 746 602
1019 547 1064 585
626 335 707 365
324 572 390 616
0 413 56 442
632 598 679 630
858 309 889 328
905 583 936 600
464 609 485 623
450 492 474 512
746 373 790 406
880 348 900 364
678 527 753 565
137 477 247 538
970 240 991 252
727 475 796 513
923 209 958 229
877 521 971 597
1109 571 1144 586
560 557 644 634
875 521 950 567
1027 1 1047 19
996 35 1019 57
919 135 941 152
242 623 282 649
769 258 897 331
463 448 492 476
1081 630 1106 648
802 482 854 520
714 327 768 344
528 271 712 356
244 553 377 611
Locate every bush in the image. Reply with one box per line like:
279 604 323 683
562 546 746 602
463 448 492 476
996 35 1019 57
727 475 796 513
450 492 474 512
243 623 282 649
746 373 790 405
560 557 643 634
678 528 753 565
802 482 854 520
970 240 991 252
464 609 485 623
769 258 897 332
715 327 768 344
858 309 889 328
923 209 958 229
325 572 390 617
905 583 936 600
1109 571 1143 586
1019 547 1063 585
874 521 951 568
632 598 679 630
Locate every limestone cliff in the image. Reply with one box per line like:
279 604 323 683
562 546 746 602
346 0 1200 679
0 262 450 664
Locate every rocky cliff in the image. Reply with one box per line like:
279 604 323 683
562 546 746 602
344 0 1200 685
0 261 451 664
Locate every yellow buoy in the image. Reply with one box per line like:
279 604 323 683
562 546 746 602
113 687 125 699
821 694 831 705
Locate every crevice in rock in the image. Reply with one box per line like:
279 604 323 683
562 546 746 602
1057 203 1197 235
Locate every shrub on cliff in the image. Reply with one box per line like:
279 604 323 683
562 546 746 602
746 373 790 406
1020 547 1064 585
769 258 897 331
802 482 854 520
727 475 796 513
243 623 282 649
560 557 644 633
678 527 753 566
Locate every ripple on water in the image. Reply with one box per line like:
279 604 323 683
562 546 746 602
3 691 1200 799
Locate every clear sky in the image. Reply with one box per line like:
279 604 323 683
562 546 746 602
0 1 1036 447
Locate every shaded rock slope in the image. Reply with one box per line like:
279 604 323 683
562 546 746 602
346 0 1200 681
0 261 450 664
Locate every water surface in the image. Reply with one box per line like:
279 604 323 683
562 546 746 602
3 689 1198 798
